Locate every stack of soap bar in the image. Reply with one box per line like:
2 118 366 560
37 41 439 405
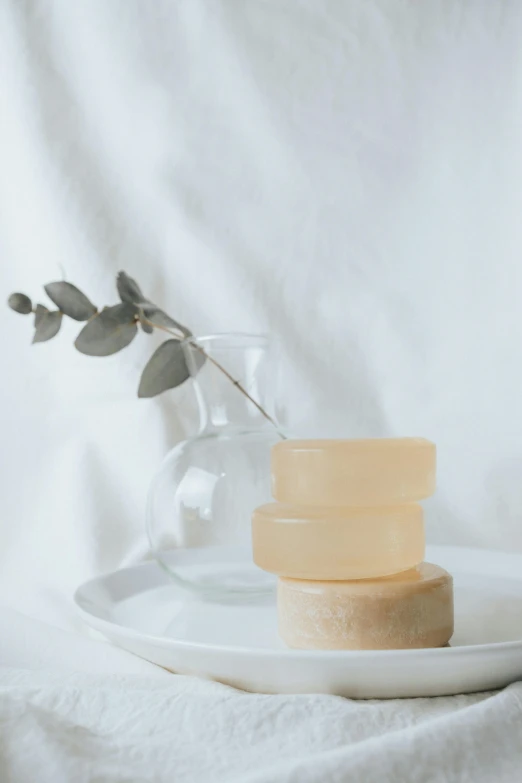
252 438 454 650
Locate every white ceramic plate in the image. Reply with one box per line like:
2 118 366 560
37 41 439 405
74 545 522 699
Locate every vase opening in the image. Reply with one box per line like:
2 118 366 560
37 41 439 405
183 333 275 436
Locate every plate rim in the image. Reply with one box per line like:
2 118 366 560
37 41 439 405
74 544 522 659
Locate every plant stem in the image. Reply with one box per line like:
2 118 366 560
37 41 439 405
140 317 282 433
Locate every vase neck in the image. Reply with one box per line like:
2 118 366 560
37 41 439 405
183 334 278 435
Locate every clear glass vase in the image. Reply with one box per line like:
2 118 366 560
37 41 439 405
146 333 284 602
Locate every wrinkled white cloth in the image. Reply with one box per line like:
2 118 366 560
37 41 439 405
2 0 522 780
0 664 521 783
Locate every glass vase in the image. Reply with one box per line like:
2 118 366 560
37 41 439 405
146 333 284 602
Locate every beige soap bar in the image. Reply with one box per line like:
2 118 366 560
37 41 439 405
252 503 424 579
278 562 453 650
272 438 436 506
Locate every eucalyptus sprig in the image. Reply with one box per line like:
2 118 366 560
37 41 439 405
8 271 278 426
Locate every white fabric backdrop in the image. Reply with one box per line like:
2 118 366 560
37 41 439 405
1 1 522 781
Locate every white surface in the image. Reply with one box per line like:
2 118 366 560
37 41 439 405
0 668 520 783
74 545 522 699
2 1 522 780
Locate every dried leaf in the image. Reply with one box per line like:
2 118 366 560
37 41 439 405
75 306 138 356
8 293 32 314
34 304 49 327
44 282 97 321
116 271 145 305
33 310 62 343
140 305 191 337
138 339 190 397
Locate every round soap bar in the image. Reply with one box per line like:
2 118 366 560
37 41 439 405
271 438 436 506
278 562 453 650
252 503 425 579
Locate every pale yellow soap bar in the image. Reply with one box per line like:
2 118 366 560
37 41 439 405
272 438 436 506
252 503 424 579
278 562 453 650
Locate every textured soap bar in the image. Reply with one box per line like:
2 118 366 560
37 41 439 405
272 438 436 506
252 503 424 579
278 563 453 650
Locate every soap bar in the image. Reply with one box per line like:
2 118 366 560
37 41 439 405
272 438 436 506
278 562 453 650
252 503 424 579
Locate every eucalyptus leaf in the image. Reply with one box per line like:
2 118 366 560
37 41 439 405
116 271 145 305
33 310 62 343
140 304 191 336
139 317 154 334
101 302 138 323
138 339 190 398
75 307 138 356
34 304 49 327
44 281 97 321
8 293 32 314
